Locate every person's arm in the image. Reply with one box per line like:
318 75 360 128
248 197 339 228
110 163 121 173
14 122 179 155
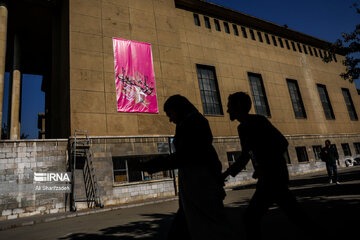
222 151 250 180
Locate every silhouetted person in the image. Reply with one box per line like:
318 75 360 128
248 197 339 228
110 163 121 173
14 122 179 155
321 140 340 184
222 92 309 240
141 95 233 240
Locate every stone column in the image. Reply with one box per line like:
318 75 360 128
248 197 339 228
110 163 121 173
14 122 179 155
10 34 21 140
0 1 8 139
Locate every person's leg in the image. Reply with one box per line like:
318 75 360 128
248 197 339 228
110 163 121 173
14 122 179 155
167 207 191 240
332 163 339 183
244 186 272 240
326 163 333 183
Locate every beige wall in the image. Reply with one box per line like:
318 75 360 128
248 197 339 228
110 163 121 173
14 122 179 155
69 0 360 137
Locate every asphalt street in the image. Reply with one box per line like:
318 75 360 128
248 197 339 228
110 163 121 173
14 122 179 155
0 166 359 240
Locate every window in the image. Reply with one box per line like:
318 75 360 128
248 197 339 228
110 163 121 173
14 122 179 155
285 39 290 49
354 142 360 154
257 32 263 42
233 24 239 36
318 49 323 58
248 73 271 117
303 45 308 54
317 84 335 120
227 151 242 167
312 145 322 161
204 16 211 29
291 41 296 51
241 26 247 38
278 37 284 48
224 22 230 34
341 143 352 156
264 33 270 44
296 147 309 162
313 48 318 57
214 19 221 31
342 88 358 120
287 79 306 118
113 155 171 183
196 64 223 115
249 29 256 40
333 54 337 62
297 43 302 53
272 36 277 46
193 13 200 26
308 46 313 56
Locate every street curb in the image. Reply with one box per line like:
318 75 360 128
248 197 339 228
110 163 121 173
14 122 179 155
0 196 178 231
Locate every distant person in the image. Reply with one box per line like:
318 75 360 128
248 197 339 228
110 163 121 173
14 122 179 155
321 140 340 184
140 95 233 240
222 92 309 240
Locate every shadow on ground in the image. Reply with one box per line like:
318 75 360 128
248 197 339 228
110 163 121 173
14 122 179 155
58 168 360 240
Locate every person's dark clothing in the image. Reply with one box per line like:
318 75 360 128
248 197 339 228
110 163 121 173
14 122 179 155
144 111 232 240
227 114 289 183
225 114 307 240
321 145 339 182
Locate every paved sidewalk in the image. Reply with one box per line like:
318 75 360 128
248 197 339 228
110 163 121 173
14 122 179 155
0 166 359 240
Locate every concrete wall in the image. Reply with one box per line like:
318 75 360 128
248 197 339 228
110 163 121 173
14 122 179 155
68 0 360 138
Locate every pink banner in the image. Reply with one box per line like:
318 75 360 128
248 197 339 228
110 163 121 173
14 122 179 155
113 38 158 113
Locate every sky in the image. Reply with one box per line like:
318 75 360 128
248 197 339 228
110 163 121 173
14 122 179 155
207 0 360 89
2 0 359 139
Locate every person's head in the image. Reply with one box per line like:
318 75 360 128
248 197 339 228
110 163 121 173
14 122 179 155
227 92 252 122
325 140 331 147
164 95 198 124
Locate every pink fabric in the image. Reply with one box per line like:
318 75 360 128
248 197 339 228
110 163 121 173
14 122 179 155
113 38 158 113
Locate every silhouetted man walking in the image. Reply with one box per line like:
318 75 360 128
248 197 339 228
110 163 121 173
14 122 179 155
222 92 309 240
321 140 340 184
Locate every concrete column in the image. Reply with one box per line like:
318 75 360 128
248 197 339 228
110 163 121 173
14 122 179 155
0 2 8 139
10 35 21 140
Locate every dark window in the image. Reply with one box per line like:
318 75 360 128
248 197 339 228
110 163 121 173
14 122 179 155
248 73 271 117
318 49 323 58
196 64 223 115
296 147 309 162
249 29 256 40
233 24 239 36
264 33 270 44
297 43 302 53
257 31 263 42
285 39 290 49
241 26 247 38
341 143 352 156
303 45 308 54
308 46 313 56
193 13 200 26
214 19 221 31
291 41 297 51
313 145 322 160
204 16 211 29
284 150 291 164
272 36 277 46
333 54 337 62
287 79 306 118
313 48 318 57
317 84 335 120
113 155 170 183
227 151 242 167
354 142 360 154
278 37 284 48
224 22 230 34
342 88 358 120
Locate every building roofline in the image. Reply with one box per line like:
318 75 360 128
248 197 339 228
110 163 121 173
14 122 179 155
175 0 343 54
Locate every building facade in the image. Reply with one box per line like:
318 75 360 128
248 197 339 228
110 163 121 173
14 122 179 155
1 0 360 220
